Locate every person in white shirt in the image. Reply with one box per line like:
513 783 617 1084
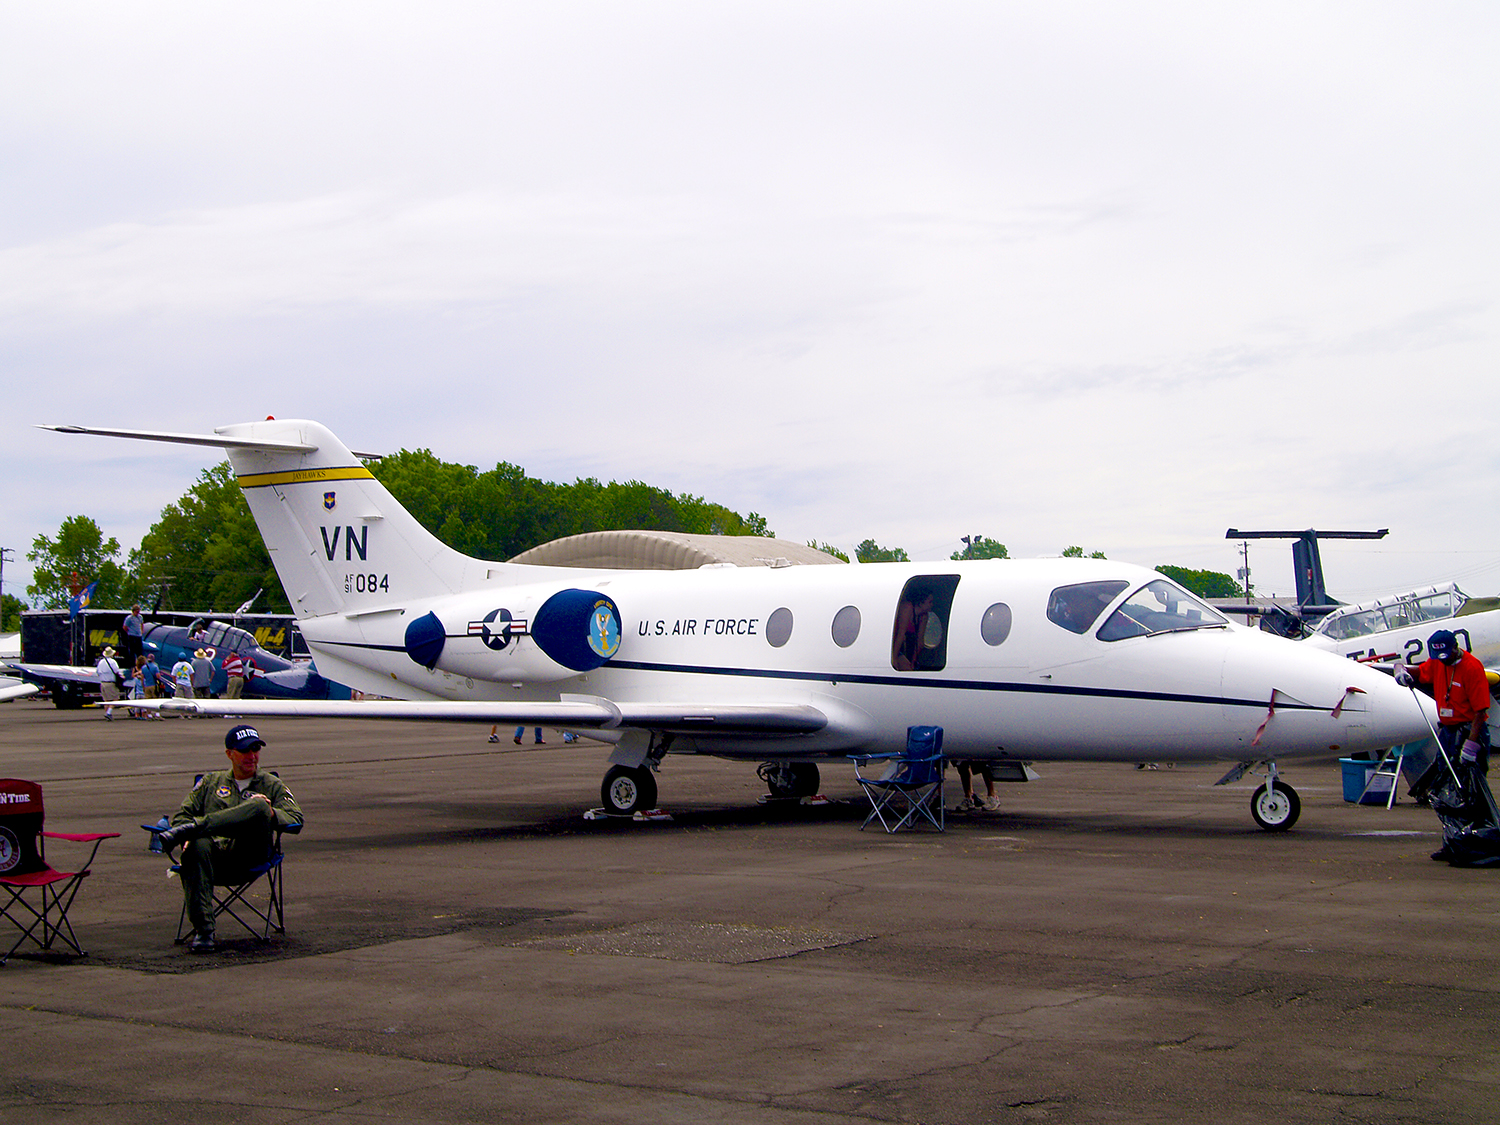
95 646 123 720
171 656 196 707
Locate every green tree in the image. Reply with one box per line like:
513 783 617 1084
129 462 289 613
951 537 1009 561
856 538 909 563
371 452 773 559
1156 565 1242 598
26 516 129 610
808 541 850 562
2 593 25 632
1062 546 1107 559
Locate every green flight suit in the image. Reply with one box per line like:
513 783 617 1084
170 769 303 936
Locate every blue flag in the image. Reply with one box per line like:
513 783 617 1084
68 581 98 620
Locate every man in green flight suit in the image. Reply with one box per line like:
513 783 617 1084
156 725 303 952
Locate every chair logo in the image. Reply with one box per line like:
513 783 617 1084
0 827 18 873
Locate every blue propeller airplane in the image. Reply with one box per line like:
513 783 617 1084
7 617 352 705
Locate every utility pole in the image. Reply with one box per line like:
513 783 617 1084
1237 539 1251 601
0 547 11 633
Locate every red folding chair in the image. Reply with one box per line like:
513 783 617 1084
0 779 120 965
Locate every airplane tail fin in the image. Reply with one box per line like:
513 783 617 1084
218 419 492 619
41 418 515 620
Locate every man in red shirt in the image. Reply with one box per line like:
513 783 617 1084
1399 629 1490 771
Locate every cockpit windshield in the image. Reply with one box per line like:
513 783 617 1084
1097 580 1228 641
201 621 257 653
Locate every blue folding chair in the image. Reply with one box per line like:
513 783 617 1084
850 726 947 832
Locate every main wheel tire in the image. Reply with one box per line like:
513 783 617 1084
1251 781 1301 831
601 766 657 816
787 762 820 799
760 761 821 800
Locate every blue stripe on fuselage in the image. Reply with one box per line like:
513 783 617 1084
308 639 1313 713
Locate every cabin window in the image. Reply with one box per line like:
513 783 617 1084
832 606 861 648
766 607 794 647
1046 581 1128 635
980 603 1013 646
891 575 960 671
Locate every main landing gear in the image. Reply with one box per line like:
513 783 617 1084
758 761 821 802
1217 759 1302 832
600 765 658 817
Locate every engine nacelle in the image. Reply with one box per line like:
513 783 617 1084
403 587 622 685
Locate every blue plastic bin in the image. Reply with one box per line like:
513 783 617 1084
1340 758 1392 805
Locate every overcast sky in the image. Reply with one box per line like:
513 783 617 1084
4 2 1498 609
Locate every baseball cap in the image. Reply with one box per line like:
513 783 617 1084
1428 630 1459 662
225 725 266 752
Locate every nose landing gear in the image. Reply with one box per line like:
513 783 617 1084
1218 759 1302 831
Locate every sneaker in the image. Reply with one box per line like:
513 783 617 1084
487 734 500 743
188 930 216 953
955 796 974 812
513 736 522 745
533 739 545 745
984 796 1001 811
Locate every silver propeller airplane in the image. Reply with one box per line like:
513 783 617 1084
44 420 1436 830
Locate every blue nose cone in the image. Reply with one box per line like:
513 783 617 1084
404 611 446 669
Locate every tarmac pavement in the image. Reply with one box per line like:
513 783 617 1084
1 698 1497 1123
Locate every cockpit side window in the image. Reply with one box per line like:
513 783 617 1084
1046 581 1128 635
223 626 256 653
1098 580 1228 641
891 575 960 671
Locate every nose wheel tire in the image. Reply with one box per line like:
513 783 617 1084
1251 781 1301 831
601 765 657 816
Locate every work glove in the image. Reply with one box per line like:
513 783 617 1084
1462 740 1481 763
1394 669 1414 687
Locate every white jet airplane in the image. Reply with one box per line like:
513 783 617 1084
43 420 1437 830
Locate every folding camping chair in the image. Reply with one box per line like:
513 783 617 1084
183 820 299 942
0 779 119 965
850 726 947 833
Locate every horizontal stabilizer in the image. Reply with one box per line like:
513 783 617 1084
39 423 319 453
0 682 39 703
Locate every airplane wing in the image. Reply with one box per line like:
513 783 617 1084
0 682 40 702
6 662 102 686
126 695 829 734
